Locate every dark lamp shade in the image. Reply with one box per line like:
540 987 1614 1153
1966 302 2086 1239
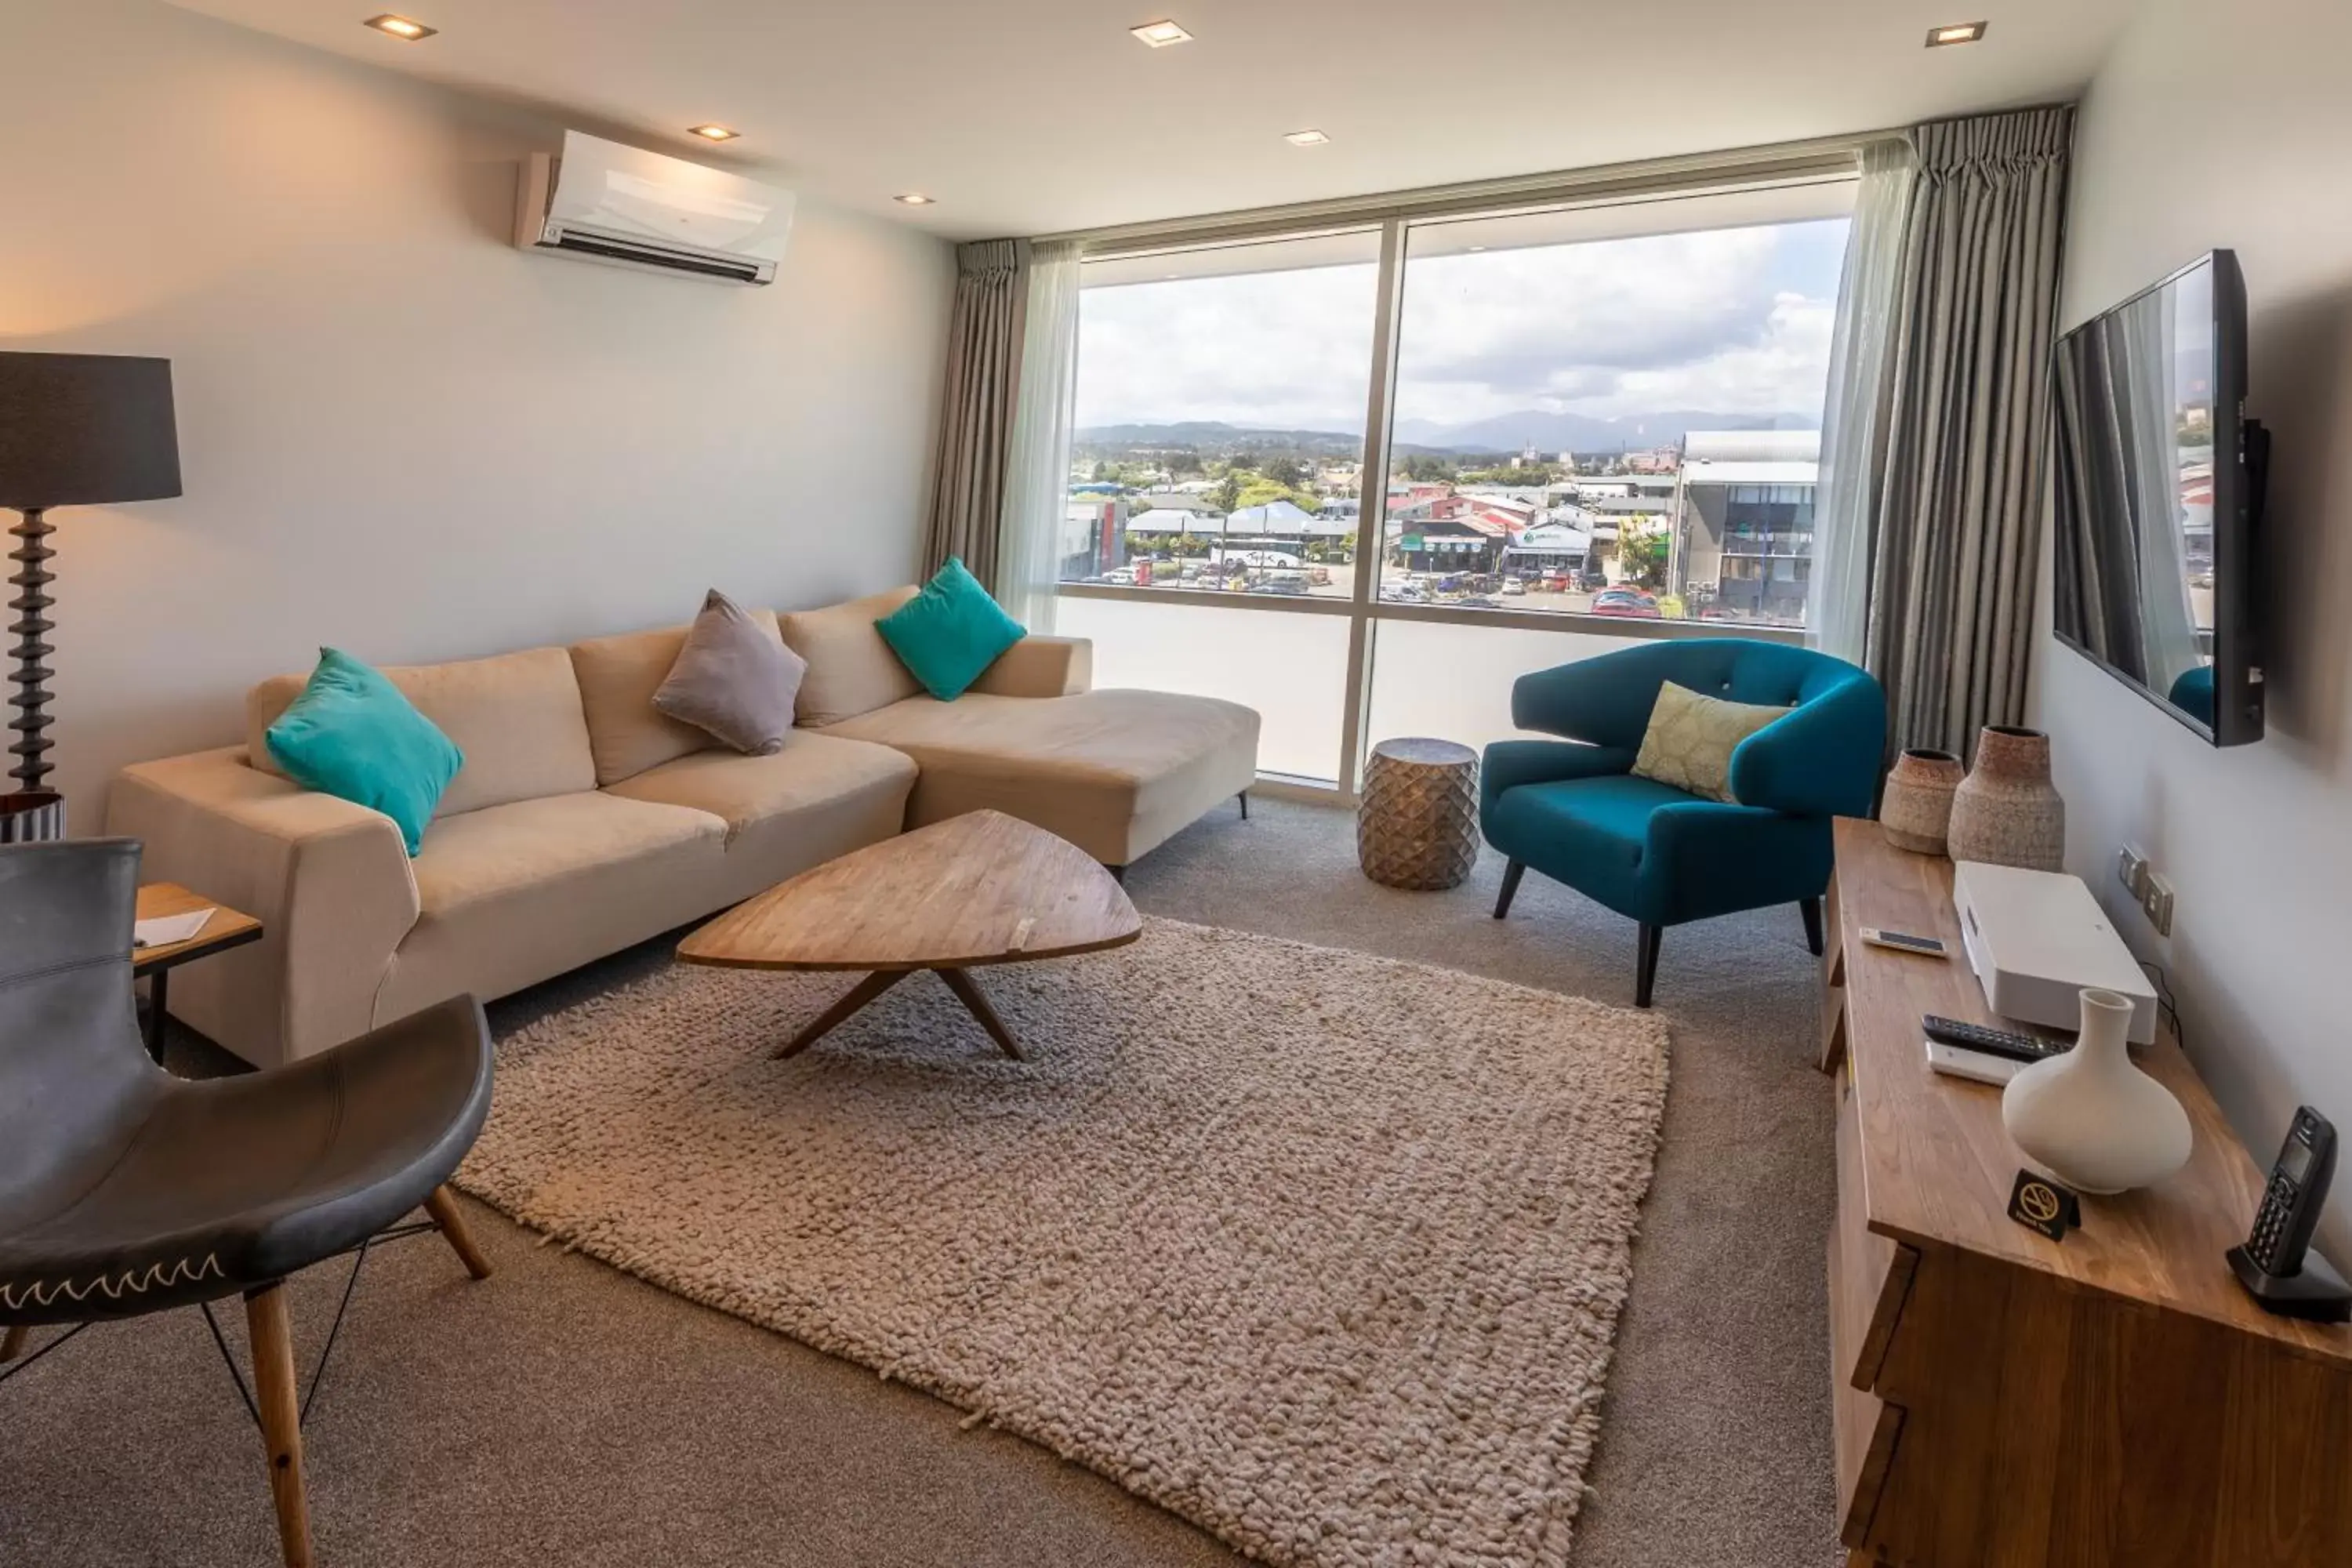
0 352 181 510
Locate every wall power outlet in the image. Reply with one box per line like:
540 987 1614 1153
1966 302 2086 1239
2141 872 2176 937
2117 844 2151 898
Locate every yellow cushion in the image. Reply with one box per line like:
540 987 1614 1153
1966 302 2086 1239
1629 681 1788 804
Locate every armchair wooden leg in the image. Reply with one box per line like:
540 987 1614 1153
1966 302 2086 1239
423 1185 493 1281
1494 859 1526 920
1 1326 27 1362
244 1283 314 1568
1635 922 1663 1008
1238 789 1249 820
1799 896 1825 957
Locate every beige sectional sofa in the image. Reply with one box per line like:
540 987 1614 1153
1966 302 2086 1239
110 591 1259 1068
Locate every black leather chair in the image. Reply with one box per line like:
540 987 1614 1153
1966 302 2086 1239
0 839 495 1568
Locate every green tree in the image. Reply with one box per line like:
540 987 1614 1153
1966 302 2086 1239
1616 530 1668 588
1262 454 1306 488
1211 472 1243 514
1236 480 1320 512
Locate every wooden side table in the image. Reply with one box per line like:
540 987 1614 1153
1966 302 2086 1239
1356 737 1481 891
134 883 263 1063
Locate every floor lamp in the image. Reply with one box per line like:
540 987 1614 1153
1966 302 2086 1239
0 353 181 842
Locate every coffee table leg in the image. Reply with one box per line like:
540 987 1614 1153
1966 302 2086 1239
774 970 908 1060
937 968 1025 1062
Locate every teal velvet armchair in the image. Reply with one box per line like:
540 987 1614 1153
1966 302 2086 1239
1481 639 1886 1006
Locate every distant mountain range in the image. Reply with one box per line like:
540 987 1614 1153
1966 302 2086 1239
1076 411 1817 458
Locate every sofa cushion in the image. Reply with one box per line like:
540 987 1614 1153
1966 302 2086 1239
374 791 727 1026
779 586 920 727
249 646 594 818
605 732 916 905
873 557 1026 702
263 648 463 856
821 688 1259 866
655 590 807 757
570 608 786 786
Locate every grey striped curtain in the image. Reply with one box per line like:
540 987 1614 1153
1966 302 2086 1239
1863 107 2073 758
923 239 1031 585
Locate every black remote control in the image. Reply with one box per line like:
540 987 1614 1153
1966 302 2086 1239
1922 1015 2070 1065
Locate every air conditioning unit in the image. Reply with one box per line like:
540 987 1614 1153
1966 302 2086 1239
514 131 796 285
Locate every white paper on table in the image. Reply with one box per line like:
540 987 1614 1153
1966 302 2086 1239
133 909 215 949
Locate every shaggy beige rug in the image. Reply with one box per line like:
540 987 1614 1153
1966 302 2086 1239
457 917 1671 1567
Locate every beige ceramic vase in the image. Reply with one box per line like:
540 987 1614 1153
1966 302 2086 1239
1946 725 2065 871
2002 988 2192 1195
1879 748 1965 855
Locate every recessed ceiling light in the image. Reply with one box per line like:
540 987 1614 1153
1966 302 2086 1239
1925 20 1987 45
895 193 936 206
688 124 740 142
1468 245 1487 252
1284 129 1331 147
1131 20 1194 48
364 13 436 39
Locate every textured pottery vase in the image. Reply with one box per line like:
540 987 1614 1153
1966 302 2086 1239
1947 725 2066 871
2002 989 2192 1195
1880 748 1965 855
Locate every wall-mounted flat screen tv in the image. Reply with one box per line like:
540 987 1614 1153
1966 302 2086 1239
2050 249 2267 746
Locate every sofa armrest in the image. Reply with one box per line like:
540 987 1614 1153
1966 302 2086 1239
106 747 420 1069
970 635 1093 699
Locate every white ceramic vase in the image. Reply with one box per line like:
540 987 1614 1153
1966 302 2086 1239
2001 988 2191 1195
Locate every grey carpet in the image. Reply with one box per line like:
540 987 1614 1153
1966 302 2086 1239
0 795 1837 1567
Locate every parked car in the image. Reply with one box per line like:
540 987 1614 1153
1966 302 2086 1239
1101 567 1138 586
1501 576 1526 596
1459 595 1501 609
1591 589 1663 619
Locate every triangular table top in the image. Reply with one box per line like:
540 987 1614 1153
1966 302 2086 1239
677 810 1142 1062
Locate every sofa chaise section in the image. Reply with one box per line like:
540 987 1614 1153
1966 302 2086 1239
780 593 1258 869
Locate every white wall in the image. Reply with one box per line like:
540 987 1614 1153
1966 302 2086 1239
2035 0 2352 1255
1 0 953 818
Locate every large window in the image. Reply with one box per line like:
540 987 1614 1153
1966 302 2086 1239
1057 177 1856 789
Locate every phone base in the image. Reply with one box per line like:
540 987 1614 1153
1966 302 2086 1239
2227 1244 2352 1323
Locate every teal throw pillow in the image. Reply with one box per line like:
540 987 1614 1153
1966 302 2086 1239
874 557 1027 701
264 648 463 856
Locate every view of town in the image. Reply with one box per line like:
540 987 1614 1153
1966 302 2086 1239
1056 212 1850 631
1059 424 1821 627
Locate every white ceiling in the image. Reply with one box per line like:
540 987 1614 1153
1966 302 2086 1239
166 0 2136 241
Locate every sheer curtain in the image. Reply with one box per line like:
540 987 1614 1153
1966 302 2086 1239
994 240 1083 633
1808 137 1916 662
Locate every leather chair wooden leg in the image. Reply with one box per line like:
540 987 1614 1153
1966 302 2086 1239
1635 922 1663 1008
244 1283 314 1568
423 1185 492 1281
1 1326 27 1362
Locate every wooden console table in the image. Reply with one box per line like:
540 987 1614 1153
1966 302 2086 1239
1820 817 2352 1567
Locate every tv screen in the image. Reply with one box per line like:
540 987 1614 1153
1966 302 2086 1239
2050 250 2264 746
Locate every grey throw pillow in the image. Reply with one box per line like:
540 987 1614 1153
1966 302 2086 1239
652 590 807 756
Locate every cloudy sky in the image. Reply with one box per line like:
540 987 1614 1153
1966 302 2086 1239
1073 218 1850 436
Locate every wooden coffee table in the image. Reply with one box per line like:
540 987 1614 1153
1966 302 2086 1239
677 809 1142 1062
